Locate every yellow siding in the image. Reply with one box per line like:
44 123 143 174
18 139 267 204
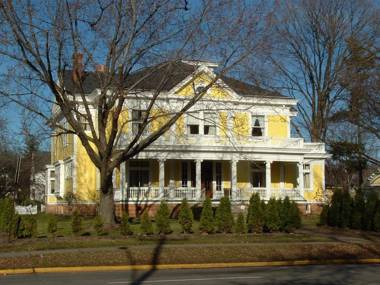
222 161 231 189
268 115 289 138
175 72 230 99
284 162 297 189
175 115 185 138
219 112 228 137
118 108 129 133
75 139 98 202
271 162 281 189
114 166 120 189
233 112 250 137
304 163 324 202
65 178 73 193
47 195 58 204
51 133 74 163
237 161 250 190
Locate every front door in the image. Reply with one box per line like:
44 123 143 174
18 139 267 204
201 161 213 198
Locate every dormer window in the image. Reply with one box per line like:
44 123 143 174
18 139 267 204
251 115 265 137
132 109 148 135
203 112 217 135
187 113 199 135
196 86 207 94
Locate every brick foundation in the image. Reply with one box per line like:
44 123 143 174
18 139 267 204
45 204 97 216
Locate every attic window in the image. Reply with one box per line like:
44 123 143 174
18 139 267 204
196 86 207 94
187 113 199 135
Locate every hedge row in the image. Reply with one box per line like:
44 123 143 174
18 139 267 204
319 189 380 231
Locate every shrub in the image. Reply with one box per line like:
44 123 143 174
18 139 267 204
327 189 342 227
235 212 246 234
374 203 380 232
340 190 352 228
319 205 329 226
290 201 301 230
279 197 292 232
215 197 234 233
17 215 37 238
363 191 378 231
246 193 264 233
94 215 104 236
47 216 58 236
199 197 214 234
0 198 15 233
71 211 82 234
120 213 133 236
155 201 172 234
140 211 153 235
178 199 194 233
351 189 365 229
264 198 280 232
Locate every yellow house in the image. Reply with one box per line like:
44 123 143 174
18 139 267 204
45 60 329 215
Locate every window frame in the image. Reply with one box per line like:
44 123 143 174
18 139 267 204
131 109 148 136
251 115 265 137
303 163 311 190
203 112 217 136
186 112 200 135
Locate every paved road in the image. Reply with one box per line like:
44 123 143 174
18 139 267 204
1 264 379 284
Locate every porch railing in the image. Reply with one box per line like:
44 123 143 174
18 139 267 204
239 187 267 200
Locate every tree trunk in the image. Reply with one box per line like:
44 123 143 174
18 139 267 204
99 170 115 227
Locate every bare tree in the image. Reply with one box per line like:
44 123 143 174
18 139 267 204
0 0 272 225
262 0 378 142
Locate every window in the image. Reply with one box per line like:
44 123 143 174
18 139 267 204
64 160 73 179
196 86 206 94
129 160 150 187
251 162 266 188
216 162 222 191
132 110 148 135
303 164 311 189
79 116 91 131
251 115 265 137
50 180 55 194
187 113 199 135
204 112 217 135
181 162 188 187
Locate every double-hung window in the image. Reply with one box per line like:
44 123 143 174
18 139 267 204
203 112 217 135
251 115 265 137
187 113 200 135
132 110 148 135
129 160 150 187
303 164 311 189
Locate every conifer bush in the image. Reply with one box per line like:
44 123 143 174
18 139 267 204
0 197 15 233
279 197 292 232
215 197 234 233
94 215 104 236
47 216 58 236
264 198 280 232
120 213 133 236
140 211 153 235
374 202 380 232
327 189 342 227
178 199 194 233
199 197 214 234
340 190 352 228
234 212 246 234
71 210 82 235
363 191 378 231
246 193 264 233
319 205 329 226
155 201 172 234
290 201 301 229
351 190 365 229
17 215 37 238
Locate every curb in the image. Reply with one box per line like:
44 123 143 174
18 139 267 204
1 259 379 275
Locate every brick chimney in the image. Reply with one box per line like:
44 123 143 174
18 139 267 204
72 52 84 83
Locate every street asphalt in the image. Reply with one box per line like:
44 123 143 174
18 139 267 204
0 264 379 284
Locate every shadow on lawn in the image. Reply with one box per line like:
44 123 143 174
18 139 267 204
121 235 166 285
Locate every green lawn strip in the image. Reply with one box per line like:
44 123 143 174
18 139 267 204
0 233 332 253
0 242 379 269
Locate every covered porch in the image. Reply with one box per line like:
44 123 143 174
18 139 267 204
113 159 307 203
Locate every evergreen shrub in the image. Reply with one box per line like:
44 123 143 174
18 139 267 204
178 199 194 233
199 197 214 234
215 197 234 233
155 201 172 234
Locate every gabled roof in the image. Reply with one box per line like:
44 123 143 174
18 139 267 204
62 61 287 98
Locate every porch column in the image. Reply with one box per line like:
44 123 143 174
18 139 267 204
265 160 272 200
120 162 126 200
195 159 202 200
298 161 304 198
230 159 237 200
159 159 165 198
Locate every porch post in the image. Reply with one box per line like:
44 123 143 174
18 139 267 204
265 160 272 200
195 159 202 200
120 162 126 200
298 161 304 198
159 159 165 198
230 159 237 200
